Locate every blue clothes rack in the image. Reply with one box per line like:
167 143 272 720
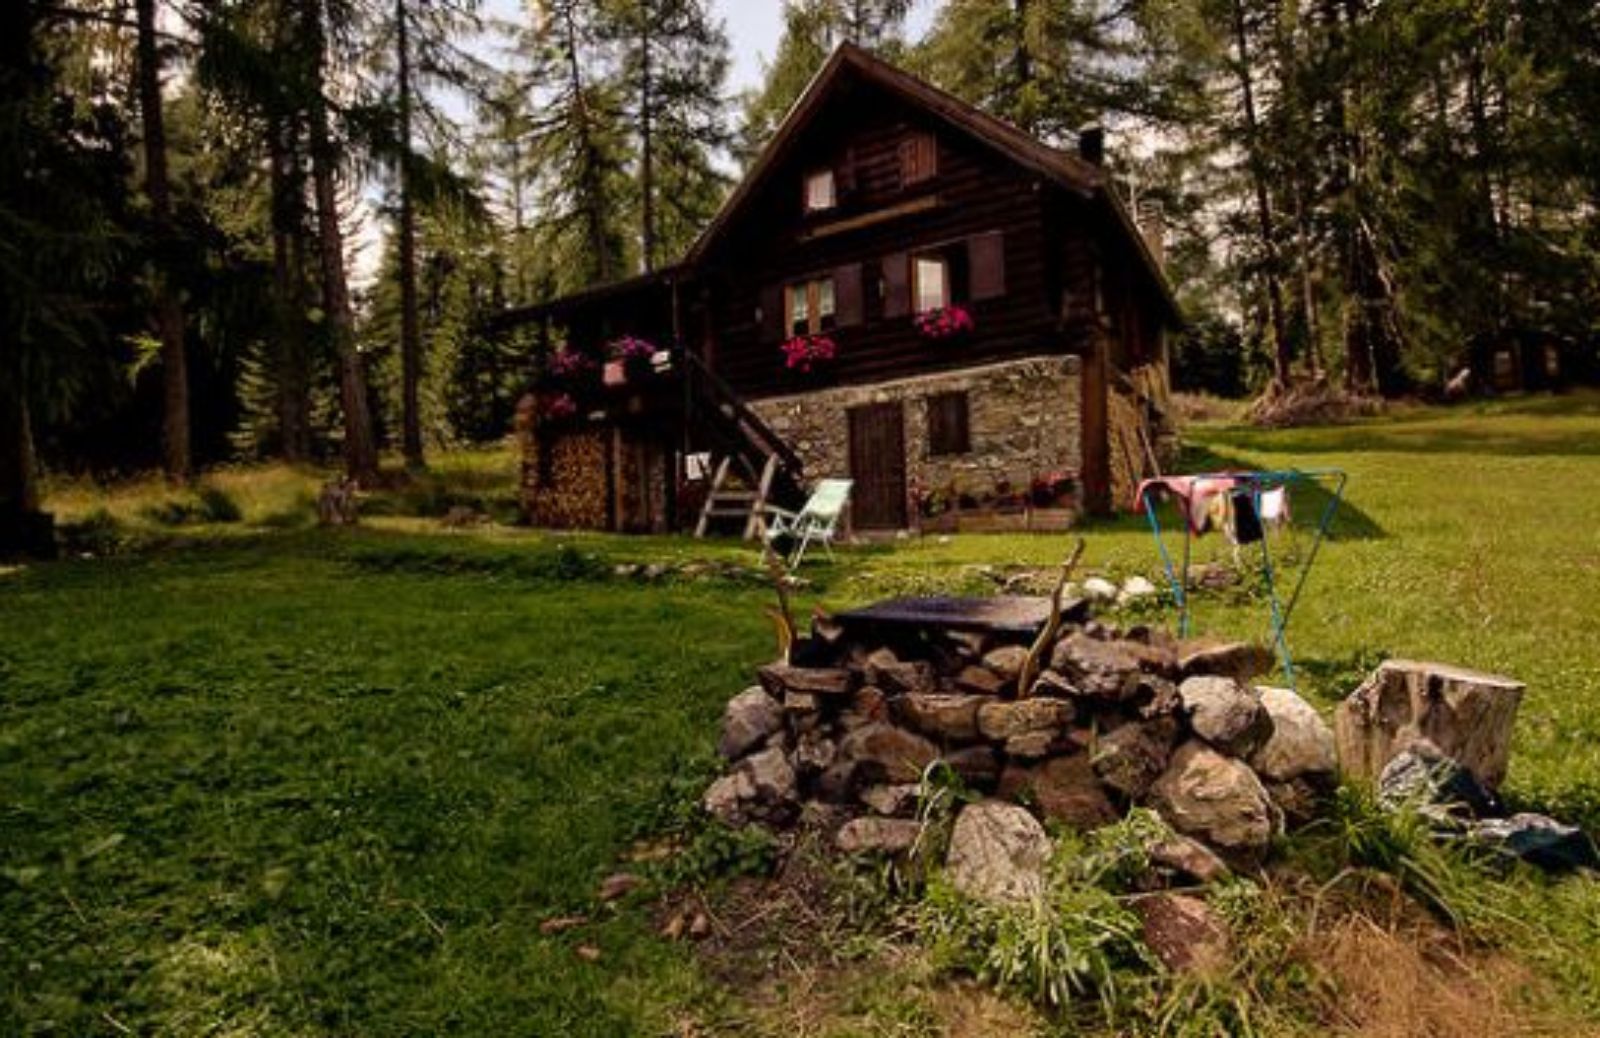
1137 469 1347 687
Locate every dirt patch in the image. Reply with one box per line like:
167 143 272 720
661 827 1045 1037
1310 914 1585 1037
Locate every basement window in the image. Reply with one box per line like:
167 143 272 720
804 169 837 212
786 276 837 336
927 391 971 456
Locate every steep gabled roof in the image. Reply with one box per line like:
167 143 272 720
685 43 1176 320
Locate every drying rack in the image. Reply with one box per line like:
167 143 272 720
1135 468 1347 687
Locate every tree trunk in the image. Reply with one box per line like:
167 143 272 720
306 0 380 485
1228 0 1291 391
269 111 312 462
395 0 424 468
135 0 191 482
1330 0 1402 395
1334 659 1525 791
638 1 656 273
0 375 39 517
0 377 54 557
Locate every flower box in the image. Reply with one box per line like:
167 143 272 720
915 304 975 341
781 333 838 375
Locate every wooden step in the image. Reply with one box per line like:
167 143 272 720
695 454 780 541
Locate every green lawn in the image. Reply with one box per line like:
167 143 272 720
4 395 1600 1034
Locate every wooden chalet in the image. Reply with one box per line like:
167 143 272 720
496 43 1179 535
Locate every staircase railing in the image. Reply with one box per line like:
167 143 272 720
681 351 805 481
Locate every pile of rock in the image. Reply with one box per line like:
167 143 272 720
703 609 1339 873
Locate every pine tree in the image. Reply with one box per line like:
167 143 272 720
603 0 732 271
303 0 380 483
380 0 485 468
520 0 632 289
2 0 126 551
738 0 910 161
134 0 193 482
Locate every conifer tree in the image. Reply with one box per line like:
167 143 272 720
603 0 731 272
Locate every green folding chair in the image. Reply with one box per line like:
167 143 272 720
761 479 853 567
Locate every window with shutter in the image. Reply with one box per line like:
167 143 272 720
784 275 839 335
911 242 970 312
926 392 971 456
913 255 949 313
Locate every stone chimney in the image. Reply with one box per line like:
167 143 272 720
1077 125 1105 166
1137 201 1166 269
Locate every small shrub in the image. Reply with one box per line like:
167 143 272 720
1314 784 1520 935
56 508 126 556
661 821 779 887
196 485 243 523
254 493 316 529
919 872 1151 1015
139 498 200 527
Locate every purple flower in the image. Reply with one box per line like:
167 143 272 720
543 393 578 420
607 335 656 361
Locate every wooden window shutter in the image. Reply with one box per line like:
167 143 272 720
881 252 911 318
760 284 784 342
927 392 971 456
837 145 858 197
968 231 1006 301
900 132 937 186
833 264 864 327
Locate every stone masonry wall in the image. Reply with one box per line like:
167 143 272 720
750 355 1082 525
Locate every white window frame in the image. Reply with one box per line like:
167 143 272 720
804 169 836 212
913 254 950 313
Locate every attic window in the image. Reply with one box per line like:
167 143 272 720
804 169 836 212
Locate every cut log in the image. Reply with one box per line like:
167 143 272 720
1334 659 1525 790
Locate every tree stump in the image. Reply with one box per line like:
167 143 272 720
317 478 359 526
1334 659 1525 789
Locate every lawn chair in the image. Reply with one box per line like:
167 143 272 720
761 479 853 567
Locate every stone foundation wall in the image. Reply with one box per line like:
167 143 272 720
750 355 1083 526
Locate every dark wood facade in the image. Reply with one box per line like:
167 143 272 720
497 44 1179 528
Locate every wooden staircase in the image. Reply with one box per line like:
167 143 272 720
694 455 779 539
682 353 805 539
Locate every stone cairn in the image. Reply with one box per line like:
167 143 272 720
703 604 1341 885
704 600 1599 892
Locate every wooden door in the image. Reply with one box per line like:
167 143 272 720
848 402 908 529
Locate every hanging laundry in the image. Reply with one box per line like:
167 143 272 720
1260 486 1291 528
1228 488 1264 545
1136 475 1241 536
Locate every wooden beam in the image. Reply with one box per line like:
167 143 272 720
798 195 941 242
